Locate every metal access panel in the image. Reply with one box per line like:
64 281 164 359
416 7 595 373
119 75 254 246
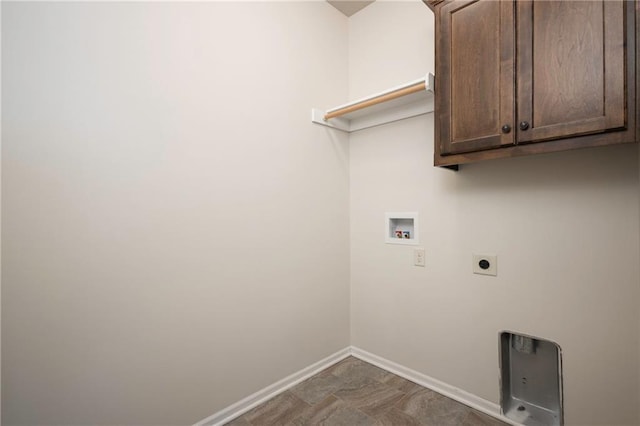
499 332 563 426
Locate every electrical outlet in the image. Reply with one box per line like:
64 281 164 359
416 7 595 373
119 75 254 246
414 248 425 267
473 254 497 276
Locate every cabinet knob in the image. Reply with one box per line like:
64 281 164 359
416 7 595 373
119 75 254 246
501 124 512 134
519 121 530 131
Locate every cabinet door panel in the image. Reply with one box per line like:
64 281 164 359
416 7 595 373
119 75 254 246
437 0 515 155
517 0 626 144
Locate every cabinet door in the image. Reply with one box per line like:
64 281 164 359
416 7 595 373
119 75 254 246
516 0 627 144
437 0 515 155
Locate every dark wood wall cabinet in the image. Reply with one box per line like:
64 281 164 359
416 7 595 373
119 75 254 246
427 0 639 167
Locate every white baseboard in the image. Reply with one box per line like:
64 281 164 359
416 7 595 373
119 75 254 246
350 346 520 426
194 346 520 426
193 347 351 426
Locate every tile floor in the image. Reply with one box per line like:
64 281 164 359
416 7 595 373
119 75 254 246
225 356 507 426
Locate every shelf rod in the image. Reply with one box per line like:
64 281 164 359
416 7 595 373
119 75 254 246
324 80 427 121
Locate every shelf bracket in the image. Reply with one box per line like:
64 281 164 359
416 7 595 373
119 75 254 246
311 108 350 132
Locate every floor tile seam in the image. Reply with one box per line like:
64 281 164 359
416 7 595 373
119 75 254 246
391 389 427 420
327 389 349 408
280 398 313 426
327 384 410 422
243 390 311 425
290 394 313 424
366 399 413 424
350 405 378 423
297 392 377 425
364 387 415 420
332 378 410 398
327 388 379 413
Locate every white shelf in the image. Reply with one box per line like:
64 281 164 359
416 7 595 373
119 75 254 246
312 73 434 133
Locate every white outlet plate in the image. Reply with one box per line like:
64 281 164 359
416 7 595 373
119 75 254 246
414 248 425 267
473 254 497 276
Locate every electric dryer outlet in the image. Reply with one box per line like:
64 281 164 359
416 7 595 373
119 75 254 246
472 254 497 276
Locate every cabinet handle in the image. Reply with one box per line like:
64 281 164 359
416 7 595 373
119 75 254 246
519 121 530 131
501 124 512 134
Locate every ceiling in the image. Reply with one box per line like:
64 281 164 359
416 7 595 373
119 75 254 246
327 1 375 17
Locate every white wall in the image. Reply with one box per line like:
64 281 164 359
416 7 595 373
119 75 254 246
1 2 350 425
349 2 640 426
0 1 3 420
4 2 640 425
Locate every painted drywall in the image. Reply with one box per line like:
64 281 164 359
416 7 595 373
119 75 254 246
349 2 640 425
0 1 3 419
1 2 350 424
